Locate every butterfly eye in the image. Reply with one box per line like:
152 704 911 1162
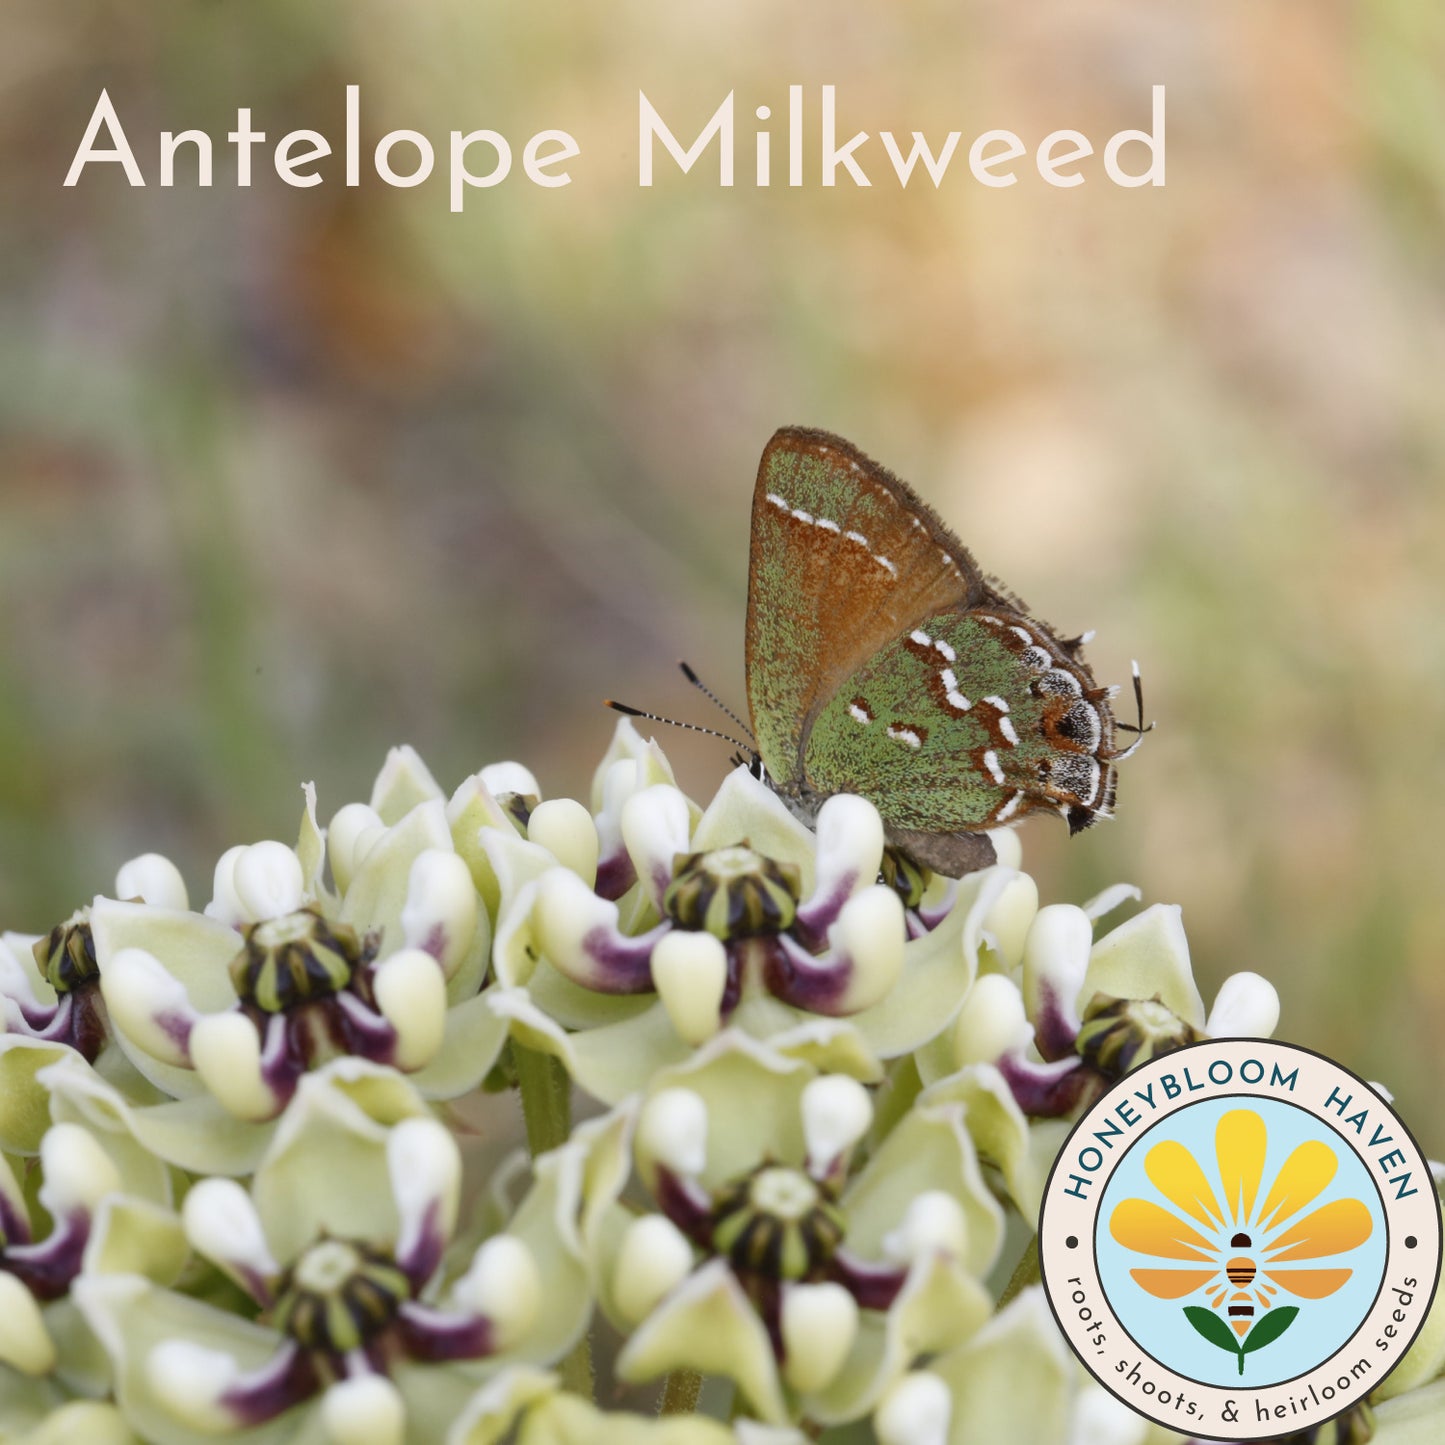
1036 761 1051 783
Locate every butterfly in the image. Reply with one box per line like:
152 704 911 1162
742 425 1144 877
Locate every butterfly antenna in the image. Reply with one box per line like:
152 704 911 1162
1108 660 1155 760
603 699 755 756
678 660 756 744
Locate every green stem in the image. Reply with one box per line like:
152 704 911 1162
513 1045 593 1394
997 1236 1040 1309
869 1055 924 1149
559 1335 595 1398
514 1043 572 1157
659 1369 703 1415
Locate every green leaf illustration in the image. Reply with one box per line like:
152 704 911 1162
1183 1304 1302 1376
1183 1305 1241 1356
1241 1306 1300 1355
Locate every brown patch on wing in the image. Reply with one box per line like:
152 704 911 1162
886 827 998 878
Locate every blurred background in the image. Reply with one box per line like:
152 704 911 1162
2 2 1443 1137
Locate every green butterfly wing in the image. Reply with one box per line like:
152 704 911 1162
804 611 1059 834
745 427 1118 875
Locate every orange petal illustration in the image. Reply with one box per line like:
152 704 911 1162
1129 1268 1219 1299
1264 1268 1354 1299
1257 1140 1338 1231
1265 1199 1373 1262
1110 1198 1216 1261
1215 1109 1267 1224
1144 1140 1224 1229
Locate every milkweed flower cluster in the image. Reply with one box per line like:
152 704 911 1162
1 723 1442 1444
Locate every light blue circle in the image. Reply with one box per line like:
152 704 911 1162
1096 1095 1387 1389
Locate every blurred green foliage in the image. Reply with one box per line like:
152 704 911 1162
2 3 1443 1138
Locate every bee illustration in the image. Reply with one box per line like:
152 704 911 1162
1209 1231 1280 1338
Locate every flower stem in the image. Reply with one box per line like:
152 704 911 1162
514 1042 571 1157
870 1055 924 1148
659 1369 702 1415
997 1235 1040 1308
560 1335 595 1399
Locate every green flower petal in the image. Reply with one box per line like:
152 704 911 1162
689 771 818 894
918 1064 1040 1219
69 1107 174 1207
490 899 537 993
102 1032 203 1106
531 995 695 1109
12 1399 138 1445
525 962 655 1031
739 1004 883 1085
89 898 243 1101
444 905 493 1005
448 776 522 916
88 899 239 1013
40 1295 113 1397
339 800 454 954
84 1195 189 1284
616 1259 788 1424
912 1029 960 1090
0 1140 30 1221
487 832 563 989
733 1424 813 1445
806 1255 992 1424
588 1202 653 1329
501 1123 624 1365
295 782 330 905
842 1102 1002 1281
371 745 447 826
564 1105 636 1261
405 989 511 1101
493 1104 632 1353
249 1062 430 1260
645 1031 813 1188
482 982 673 1103
89 901 244 1103
1 930 48 999
848 868 1018 1059
588 720 681 814
391 1360 504 1442
39 1052 272 1177
0 1045 73 1156
517 1393 737 1445
0 1272 55 1376
72 1274 300 1445
494 974 887 1109
448 1367 560 1445
1376 1380 1445 1445
980 873 1039 974
928 1287 1072 1445
1026 1120 1072 1213
0 1371 64 1440
90 1039 169 1107
1083 904 1205 1029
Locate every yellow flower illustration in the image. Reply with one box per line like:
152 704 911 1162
1111 1108 1373 1345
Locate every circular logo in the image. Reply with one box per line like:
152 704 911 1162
1039 1040 1441 1440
